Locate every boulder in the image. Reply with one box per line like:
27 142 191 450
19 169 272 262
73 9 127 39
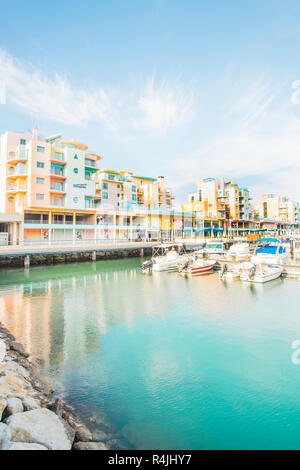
0 339 7 363
4 397 23 417
10 341 29 358
73 441 109 450
75 425 93 442
6 408 74 450
0 423 11 449
4 441 48 450
22 397 40 411
0 398 7 420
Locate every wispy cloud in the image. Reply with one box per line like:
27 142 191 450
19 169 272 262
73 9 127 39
169 76 300 202
0 50 194 134
0 50 119 128
134 76 194 133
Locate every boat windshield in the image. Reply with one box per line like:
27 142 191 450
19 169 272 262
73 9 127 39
256 245 286 254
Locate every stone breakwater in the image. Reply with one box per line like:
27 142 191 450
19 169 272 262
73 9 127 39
0 322 110 451
0 246 153 269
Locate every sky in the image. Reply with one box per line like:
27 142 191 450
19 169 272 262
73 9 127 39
1 0 300 204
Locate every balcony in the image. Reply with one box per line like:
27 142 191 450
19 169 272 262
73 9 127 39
50 169 66 179
50 186 65 194
85 159 98 171
7 184 27 193
6 169 28 178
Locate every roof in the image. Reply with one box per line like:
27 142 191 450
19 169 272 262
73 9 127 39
60 140 88 150
257 237 280 243
132 175 157 181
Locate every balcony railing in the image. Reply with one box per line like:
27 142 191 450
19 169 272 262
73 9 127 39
51 169 65 177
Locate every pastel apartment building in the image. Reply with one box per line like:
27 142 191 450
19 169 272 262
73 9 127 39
255 194 298 225
0 128 177 243
182 178 255 235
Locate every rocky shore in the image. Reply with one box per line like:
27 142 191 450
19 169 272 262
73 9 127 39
0 322 110 450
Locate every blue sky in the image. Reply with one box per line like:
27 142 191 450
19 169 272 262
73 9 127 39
1 0 300 203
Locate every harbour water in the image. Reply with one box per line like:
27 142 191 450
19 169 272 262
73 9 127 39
0 258 300 449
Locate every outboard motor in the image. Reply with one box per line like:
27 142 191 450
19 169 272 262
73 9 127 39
141 259 153 272
248 264 256 280
178 259 190 273
220 263 228 279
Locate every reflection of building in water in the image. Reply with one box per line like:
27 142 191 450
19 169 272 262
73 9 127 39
0 262 181 371
0 283 52 366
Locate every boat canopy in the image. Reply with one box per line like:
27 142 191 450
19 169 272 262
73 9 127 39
256 238 280 243
257 246 286 254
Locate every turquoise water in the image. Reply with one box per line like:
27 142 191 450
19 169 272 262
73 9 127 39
0 259 300 449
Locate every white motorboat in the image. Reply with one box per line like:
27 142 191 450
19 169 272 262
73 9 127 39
197 241 226 257
251 238 288 265
142 244 187 272
226 242 250 260
179 257 216 275
219 263 242 280
240 262 283 283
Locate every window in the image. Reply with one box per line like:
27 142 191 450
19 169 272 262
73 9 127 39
54 152 63 160
53 181 63 191
103 182 108 189
73 168 78 174
132 194 137 201
37 161 44 168
74 154 78 159
117 193 120 198
73 197 78 203
37 146 45 153
36 177 45 184
20 139 26 145
102 192 108 199
132 186 136 192
108 174 114 180
36 193 44 200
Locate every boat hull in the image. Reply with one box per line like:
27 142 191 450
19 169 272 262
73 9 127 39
241 267 282 283
183 261 216 275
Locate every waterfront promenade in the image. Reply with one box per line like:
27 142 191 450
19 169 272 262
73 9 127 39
0 240 157 256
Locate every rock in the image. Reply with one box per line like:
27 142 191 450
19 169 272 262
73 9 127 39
0 398 7 420
21 397 40 411
0 339 6 362
61 418 76 445
6 408 73 450
10 341 29 358
4 397 23 417
75 425 93 442
4 441 48 450
73 441 109 450
5 361 30 379
92 429 112 442
0 423 11 449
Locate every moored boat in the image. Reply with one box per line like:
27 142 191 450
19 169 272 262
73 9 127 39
240 262 283 283
219 263 242 280
251 238 288 265
141 244 187 272
226 242 250 260
179 257 216 275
